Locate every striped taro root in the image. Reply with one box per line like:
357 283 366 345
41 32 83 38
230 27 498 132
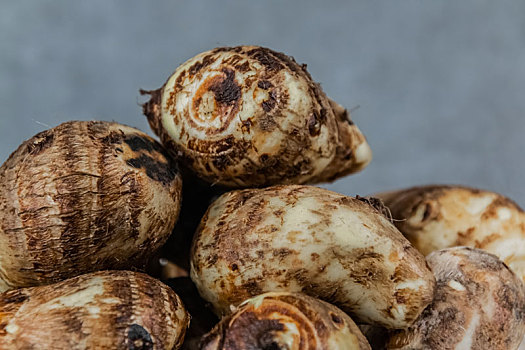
142 45 371 188
0 121 182 291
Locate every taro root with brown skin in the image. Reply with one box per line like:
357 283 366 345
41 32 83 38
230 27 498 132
0 121 182 291
190 185 436 329
142 45 372 188
0 270 190 349
376 185 525 281
387 247 525 350
200 292 371 350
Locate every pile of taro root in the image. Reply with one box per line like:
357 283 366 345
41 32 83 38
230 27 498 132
1 46 524 350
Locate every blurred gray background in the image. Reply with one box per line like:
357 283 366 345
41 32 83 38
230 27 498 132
1 1 525 205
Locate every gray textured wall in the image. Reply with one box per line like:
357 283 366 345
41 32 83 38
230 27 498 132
1 1 525 205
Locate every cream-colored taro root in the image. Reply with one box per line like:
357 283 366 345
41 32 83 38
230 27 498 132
387 247 525 350
376 185 525 281
0 121 182 291
200 292 371 350
142 46 371 187
190 185 435 329
0 270 190 350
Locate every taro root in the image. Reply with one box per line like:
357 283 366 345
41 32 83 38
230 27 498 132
200 292 371 350
376 185 525 280
190 185 435 329
0 270 190 349
142 45 372 188
0 121 182 291
387 247 525 350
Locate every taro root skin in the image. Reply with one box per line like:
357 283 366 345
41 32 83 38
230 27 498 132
387 247 525 350
200 292 371 350
190 185 436 329
0 270 190 349
0 121 182 291
376 185 525 281
143 45 372 187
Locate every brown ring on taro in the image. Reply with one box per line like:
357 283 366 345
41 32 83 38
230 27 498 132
232 299 318 349
184 67 242 136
